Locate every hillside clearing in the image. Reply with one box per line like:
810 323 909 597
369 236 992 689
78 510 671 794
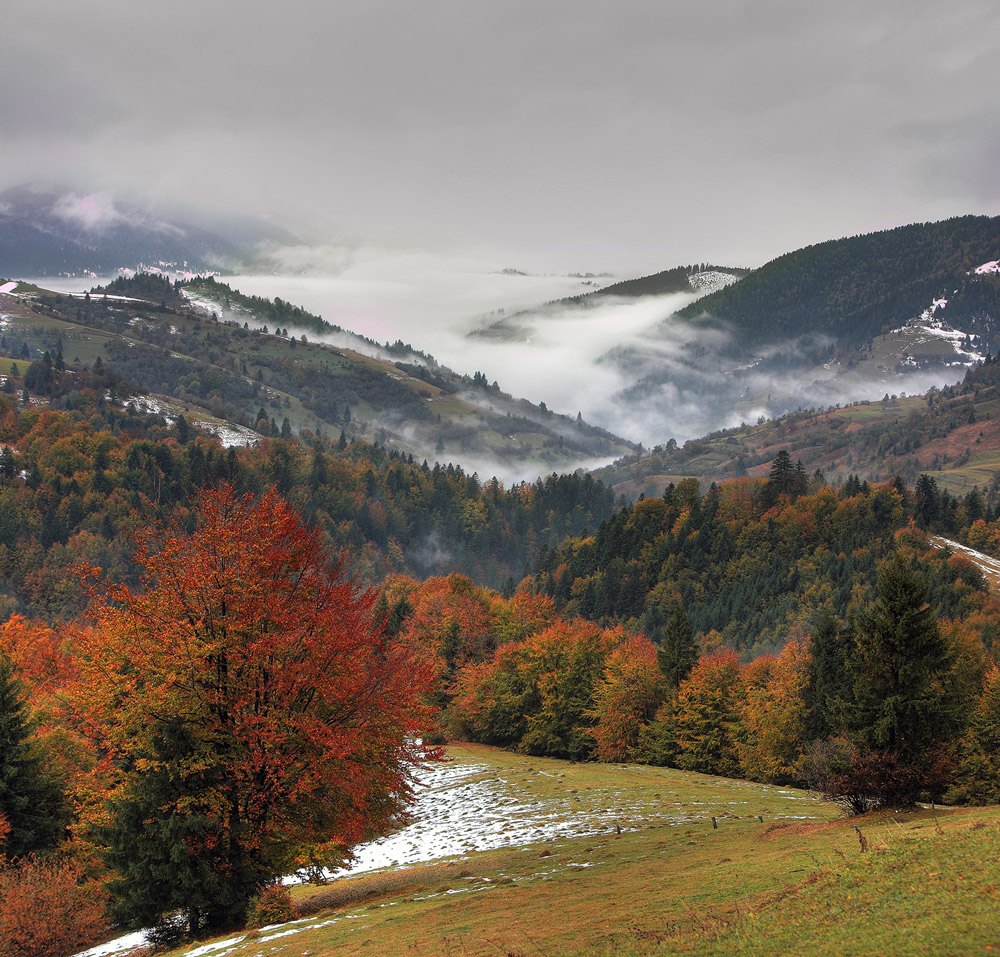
98 745 1000 957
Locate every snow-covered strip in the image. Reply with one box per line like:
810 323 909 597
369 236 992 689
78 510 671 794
74 931 148 957
199 421 259 448
920 297 949 320
294 755 816 884
974 260 1000 275
0 281 18 295
130 396 175 423
64 292 152 303
932 537 1000 581
127 397 258 448
891 297 949 333
180 289 227 317
688 270 741 295
889 296 983 362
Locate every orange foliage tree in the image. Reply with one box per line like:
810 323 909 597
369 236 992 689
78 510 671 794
76 485 435 937
452 619 620 759
671 650 744 777
588 635 663 762
736 640 811 784
0 616 74 707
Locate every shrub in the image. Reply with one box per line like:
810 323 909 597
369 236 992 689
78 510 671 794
0 855 108 957
246 883 296 928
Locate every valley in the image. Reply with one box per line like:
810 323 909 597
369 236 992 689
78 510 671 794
3 209 1000 957
8 6 1000 954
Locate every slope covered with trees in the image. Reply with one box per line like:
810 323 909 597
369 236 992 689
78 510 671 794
2 273 631 475
0 372 617 620
676 215 1000 350
595 352 1000 500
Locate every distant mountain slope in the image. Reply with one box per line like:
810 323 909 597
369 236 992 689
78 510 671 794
677 215 1000 350
567 217 1000 445
0 274 632 479
0 185 279 276
593 353 1000 500
591 264 748 299
469 264 746 343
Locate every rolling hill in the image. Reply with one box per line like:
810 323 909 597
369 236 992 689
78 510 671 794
593 354 1000 500
0 273 632 481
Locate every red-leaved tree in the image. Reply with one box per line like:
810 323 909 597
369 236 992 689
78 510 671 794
76 485 435 937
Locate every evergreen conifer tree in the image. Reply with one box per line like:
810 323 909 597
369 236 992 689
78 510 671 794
804 611 852 740
835 552 960 805
0 655 67 857
656 604 698 689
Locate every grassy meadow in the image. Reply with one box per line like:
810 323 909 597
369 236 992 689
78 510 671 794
135 745 1000 957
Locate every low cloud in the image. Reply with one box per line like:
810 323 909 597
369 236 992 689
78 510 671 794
214 258 974 454
52 192 125 232
50 190 184 238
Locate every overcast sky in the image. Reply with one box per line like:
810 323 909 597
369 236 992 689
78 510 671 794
4 0 1000 274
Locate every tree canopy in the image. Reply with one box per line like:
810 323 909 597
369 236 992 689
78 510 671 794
77 485 435 936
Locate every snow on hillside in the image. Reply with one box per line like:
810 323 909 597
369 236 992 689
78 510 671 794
75 751 822 957
933 537 1000 590
891 295 983 364
199 421 259 448
130 396 259 448
973 260 1000 275
688 270 741 295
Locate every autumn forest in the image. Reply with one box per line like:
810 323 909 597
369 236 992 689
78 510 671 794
4 280 1000 953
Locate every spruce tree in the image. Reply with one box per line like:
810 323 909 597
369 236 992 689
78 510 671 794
657 604 698 689
0 655 67 857
100 719 265 939
837 552 960 805
804 611 852 740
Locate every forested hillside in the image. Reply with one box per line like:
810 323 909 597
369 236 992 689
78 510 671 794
677 215 1000 350
0 377 616 620
0 274 631 475
596 353 1000 499
529 469 993 655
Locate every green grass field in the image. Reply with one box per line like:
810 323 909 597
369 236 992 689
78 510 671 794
136 745 1000 957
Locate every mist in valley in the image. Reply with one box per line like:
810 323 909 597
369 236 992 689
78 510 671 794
213 259 979 455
